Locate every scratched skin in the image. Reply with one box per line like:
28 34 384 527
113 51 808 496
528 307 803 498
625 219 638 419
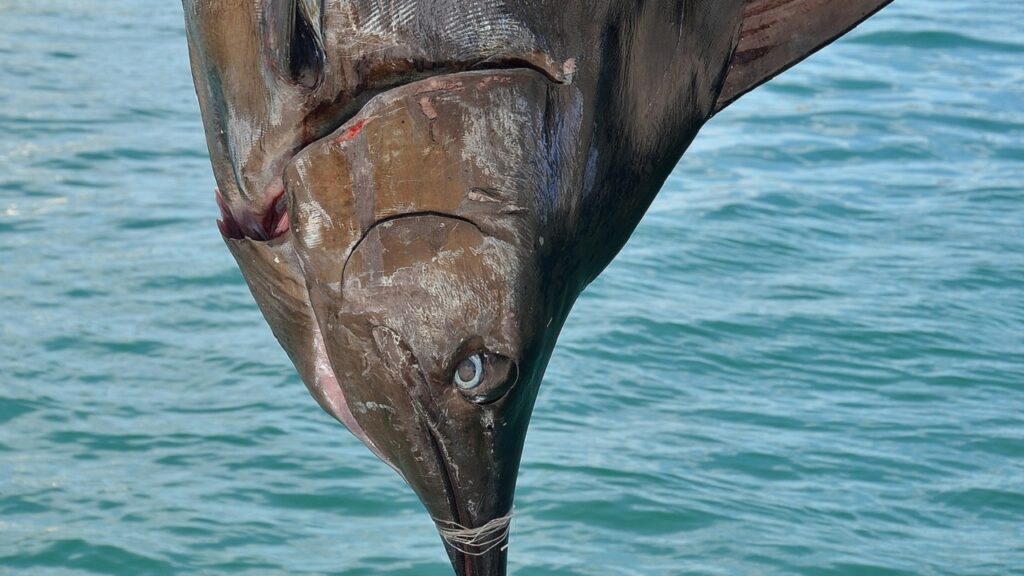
182 1 892 574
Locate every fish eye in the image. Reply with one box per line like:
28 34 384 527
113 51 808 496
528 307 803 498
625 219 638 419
454 354 484 390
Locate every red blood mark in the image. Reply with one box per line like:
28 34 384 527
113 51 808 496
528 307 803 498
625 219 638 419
214 185 290 241
334 119 367 144
260 188 290 239
215 187 244 240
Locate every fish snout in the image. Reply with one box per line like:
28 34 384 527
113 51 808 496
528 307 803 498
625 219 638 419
361 322 524 576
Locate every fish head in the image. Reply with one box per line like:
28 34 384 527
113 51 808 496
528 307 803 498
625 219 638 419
182 0 892 573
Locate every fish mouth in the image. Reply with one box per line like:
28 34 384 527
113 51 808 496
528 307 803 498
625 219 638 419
367 323 515 576
215 59 570 243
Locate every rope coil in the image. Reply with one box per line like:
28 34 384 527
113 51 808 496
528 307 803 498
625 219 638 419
434 508 515 557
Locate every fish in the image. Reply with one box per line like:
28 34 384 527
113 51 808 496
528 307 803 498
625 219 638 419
182 1 893 574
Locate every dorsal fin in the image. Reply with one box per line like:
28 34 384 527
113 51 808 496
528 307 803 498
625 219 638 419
715 0 894 112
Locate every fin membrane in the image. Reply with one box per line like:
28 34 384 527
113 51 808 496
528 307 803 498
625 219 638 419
716 0 894 111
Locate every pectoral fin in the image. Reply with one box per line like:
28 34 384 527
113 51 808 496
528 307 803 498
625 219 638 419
715 0 894 112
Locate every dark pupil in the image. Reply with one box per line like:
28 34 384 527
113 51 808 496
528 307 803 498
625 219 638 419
457 358 478 382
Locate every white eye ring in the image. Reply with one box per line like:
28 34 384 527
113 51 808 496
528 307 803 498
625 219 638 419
454 355 484 390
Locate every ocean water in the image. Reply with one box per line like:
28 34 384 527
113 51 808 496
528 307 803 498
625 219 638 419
1 1 1022 575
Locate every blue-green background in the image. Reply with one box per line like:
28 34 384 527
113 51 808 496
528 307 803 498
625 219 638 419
1 1 1021 574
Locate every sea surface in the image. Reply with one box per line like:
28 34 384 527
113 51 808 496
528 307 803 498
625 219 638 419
1 2 1022 575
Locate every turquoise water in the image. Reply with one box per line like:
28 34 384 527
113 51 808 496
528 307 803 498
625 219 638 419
1 1 1022 574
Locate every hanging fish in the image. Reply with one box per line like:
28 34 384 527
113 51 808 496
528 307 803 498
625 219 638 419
182 1 893 574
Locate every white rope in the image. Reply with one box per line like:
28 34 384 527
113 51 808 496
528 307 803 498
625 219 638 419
434 508 515 557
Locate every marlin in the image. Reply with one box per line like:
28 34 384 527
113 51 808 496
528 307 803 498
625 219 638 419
183 1 893 574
